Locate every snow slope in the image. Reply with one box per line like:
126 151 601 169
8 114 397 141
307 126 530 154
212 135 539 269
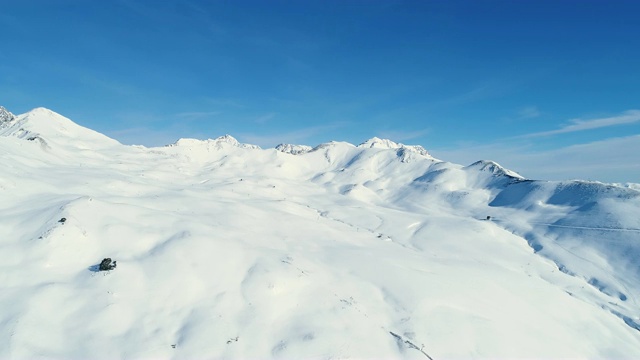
1 107 640 359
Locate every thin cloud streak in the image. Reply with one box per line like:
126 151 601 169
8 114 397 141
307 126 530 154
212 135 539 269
254 113 276 124
431 134 640 183
518 106 541 119
522 110 640 138
424 83 499 109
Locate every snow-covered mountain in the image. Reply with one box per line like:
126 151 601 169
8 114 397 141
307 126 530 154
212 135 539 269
275 143 313 155
1 107 639 359
0 107 120 150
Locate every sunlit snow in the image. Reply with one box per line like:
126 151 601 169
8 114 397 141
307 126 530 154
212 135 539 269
1 107 639 359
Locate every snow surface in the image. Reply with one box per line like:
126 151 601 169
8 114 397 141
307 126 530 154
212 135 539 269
1 107 640 359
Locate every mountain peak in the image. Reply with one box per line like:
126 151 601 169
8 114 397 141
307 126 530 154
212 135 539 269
27 107 57 115
356 137 433 162
275 143 313 155
467 160 524 179
0 106 15 124
0 106 120 149
358 137 400 149
358 137 430 152
217 134 239 144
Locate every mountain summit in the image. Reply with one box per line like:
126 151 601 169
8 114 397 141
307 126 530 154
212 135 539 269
466 160 525 179
359 136 431 156
0 105 15 123
0 107 121 150
358 136 401 149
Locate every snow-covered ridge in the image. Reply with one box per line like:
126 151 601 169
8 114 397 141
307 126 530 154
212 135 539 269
276 137 432 159
358 136 401 149
357 136 429 154
0 107 120 149
169 134 261 150
276 137 435 165
4 107 437 163
275 143 313 155
466 160 525 179
358 136 433 162
613 182 640 191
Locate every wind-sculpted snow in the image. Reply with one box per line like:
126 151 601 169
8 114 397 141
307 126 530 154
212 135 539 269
1 107 640 359
486 179 640 332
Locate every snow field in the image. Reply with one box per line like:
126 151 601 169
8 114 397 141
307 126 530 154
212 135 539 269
1 107 640 358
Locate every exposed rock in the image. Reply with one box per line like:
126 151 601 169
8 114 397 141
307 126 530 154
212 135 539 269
275 143 313 155
0 106 15 124
99 258 117 271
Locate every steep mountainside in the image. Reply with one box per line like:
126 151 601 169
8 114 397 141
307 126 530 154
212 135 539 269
1 107 639 359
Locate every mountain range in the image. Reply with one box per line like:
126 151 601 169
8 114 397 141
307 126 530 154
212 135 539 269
1 106 639 359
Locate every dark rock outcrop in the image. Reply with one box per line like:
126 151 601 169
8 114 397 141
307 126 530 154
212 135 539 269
99 258 117 271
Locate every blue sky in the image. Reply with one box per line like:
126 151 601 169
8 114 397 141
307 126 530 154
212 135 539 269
1 0 639 182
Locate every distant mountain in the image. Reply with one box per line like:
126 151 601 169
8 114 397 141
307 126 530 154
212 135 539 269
0 107 121 151
169 134 261 150
0 105 15 123
1 106 639 359
465 160 524 180
275 143 313 155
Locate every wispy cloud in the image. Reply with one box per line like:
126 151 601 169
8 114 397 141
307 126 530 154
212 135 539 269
427 84 494 108
423 80 516 110
522 110 640 138
255 113 276 124
431 134 640 183
518 106 541 119
203 97 244 108
502 106 542 124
